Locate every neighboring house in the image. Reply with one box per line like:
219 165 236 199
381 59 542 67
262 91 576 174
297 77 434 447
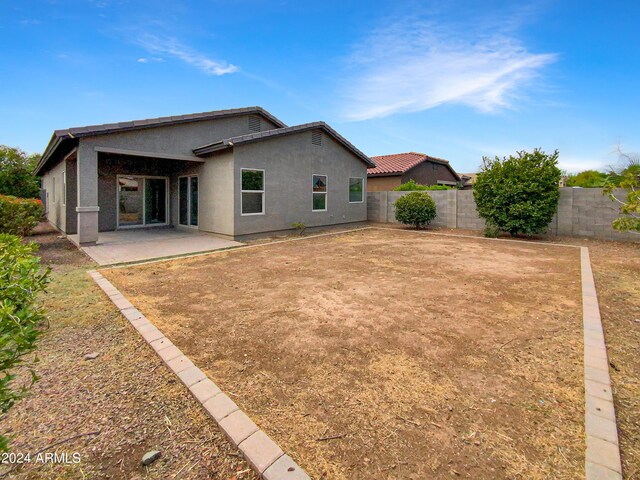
35 107 375 243
367 152 461 191
459 173 478 190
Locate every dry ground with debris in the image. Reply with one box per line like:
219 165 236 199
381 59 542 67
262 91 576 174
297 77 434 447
0 232 256 480
102 228 585 479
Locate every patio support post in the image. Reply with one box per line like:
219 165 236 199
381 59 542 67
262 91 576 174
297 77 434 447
76 143 100 244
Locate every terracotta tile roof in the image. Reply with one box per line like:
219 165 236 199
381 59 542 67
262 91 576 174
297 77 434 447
367 152 459 181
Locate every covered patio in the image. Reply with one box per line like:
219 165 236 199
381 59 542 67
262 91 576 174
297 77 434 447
69 227 242 266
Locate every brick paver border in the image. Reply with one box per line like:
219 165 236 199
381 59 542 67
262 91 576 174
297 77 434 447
90 228 623 479
580 247 622 479
88 270 310 480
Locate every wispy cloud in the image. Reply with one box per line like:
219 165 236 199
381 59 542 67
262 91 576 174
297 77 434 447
137 56 164 64
342 16 557 121
137 34 237 76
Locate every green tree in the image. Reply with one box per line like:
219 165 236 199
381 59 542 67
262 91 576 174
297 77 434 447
0 235 49 451
473 149 562 236
603 150 640 233
0 146 41 199
393 191 437 228
565 170 608 188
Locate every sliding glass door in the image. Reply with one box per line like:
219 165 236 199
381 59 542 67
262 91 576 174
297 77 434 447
179 175 198 227
118 176 168 228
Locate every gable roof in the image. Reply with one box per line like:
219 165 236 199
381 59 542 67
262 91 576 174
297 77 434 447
35 107 287 175
193 121 376 168
367 152 460 181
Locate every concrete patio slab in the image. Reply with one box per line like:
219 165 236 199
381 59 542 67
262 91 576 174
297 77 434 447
71 227 241 265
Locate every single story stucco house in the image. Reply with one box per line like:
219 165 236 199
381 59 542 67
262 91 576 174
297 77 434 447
367 152 461 191
35 107 375 243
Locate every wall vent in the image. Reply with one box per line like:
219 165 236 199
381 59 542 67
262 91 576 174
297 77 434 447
248 115 261 132
311 130 322 146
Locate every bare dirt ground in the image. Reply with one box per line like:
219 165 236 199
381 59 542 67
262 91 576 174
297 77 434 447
102 227 585 479
1 232 256 480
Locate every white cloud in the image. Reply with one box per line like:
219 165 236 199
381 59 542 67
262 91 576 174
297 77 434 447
137 34 237 76
342 19 557 121
137 57 164 64
558 156 609 174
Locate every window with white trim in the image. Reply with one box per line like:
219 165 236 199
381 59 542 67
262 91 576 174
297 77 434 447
62 171 66 205
349 177 363 203
241 169 265 215
312 174 327 211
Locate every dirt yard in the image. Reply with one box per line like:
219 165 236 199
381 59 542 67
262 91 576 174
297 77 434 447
1 232 256 480
102 228 585 479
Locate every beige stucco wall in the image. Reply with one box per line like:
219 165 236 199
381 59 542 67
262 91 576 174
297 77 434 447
197 151 234 236
367 176 401 192
42 159 66 231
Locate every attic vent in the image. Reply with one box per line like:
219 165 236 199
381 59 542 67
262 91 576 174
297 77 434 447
248 115 261 132
311 130 322 146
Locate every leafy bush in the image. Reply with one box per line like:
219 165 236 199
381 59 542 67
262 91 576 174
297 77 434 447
393 192 437 228
0 195 44 236
0 234 49 451
483 222 501 238
0 146 41 199
473 149 562 236
394 180 454 191
565 170 608 188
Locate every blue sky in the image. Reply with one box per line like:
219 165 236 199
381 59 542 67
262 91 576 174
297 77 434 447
1 0 638 173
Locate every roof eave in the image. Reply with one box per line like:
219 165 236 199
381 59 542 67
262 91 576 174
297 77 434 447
34 133 67 175
367 172 403 177
193 141 232 156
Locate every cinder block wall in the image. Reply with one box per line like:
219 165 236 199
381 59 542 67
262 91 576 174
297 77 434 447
367 188 639 242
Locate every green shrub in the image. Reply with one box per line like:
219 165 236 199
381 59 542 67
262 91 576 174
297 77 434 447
291 221 307 235
0 234 49 451
473 149 562 236
393 192 437 228
0 195 44 236
483 222 501 238
394 180 454 191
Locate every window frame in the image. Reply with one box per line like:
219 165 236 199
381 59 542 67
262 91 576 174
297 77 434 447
61 171 66 206
348 177 364 203
178 174 199 227
240 168 266 216
312 173 328 212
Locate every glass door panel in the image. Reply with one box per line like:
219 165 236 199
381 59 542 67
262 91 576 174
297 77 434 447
179 177 189 226
118 176 143 226
190 176 198 226
145 178 167 224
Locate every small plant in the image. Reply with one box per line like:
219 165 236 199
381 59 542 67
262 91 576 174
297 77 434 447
291 221 307 235
394 180 454 191
0 234 50 451
393 192 437 229
483 222 501 238
0 195 44 236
